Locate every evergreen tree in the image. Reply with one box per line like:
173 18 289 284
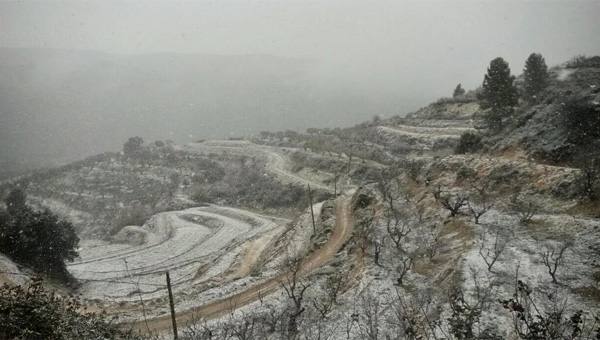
0 189 79 281
479 57 519 131
123 136 144 157
453 83 466 98
523 53 549 101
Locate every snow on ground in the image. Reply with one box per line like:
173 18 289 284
69 205 287 310
0 254 28 285
184 140 331 191
381 124 474 137
376 125 463 151
556 68 576 81
459 208 600 336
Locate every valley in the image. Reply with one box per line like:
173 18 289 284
1 57 600 339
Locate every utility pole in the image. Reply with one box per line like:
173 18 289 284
165 271 178 339
308 184 316 234
333 170 339 197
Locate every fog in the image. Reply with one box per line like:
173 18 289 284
1 0 599 177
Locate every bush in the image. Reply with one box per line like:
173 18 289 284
434 96 474 105
397 158 426 182
122 136 144 157
0 278 139 339
561 95 600 146
455 132 483 154
508 192 539 224
575 155 600 200
109 205 152 235
453 83 466 98
565 55 600 69
456 165 477 182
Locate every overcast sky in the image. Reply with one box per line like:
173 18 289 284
2 0 600 93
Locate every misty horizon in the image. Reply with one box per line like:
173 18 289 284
1 0 600 176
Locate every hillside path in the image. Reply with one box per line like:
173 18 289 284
127 193 353 333
184 140 331 192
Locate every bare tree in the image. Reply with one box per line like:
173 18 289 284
376 168 402 212
259 304 280 335
395 255 413 286
500 265 599 339
478 229 507 272
358 291 383 340
448 269 498 339
388 292 419 339
345 305 360 340
385 208 412 252
433 186 468 217
540 240 571 284
373 238 383 266
182 314 215 340
389 287 446 340
353 213 376 260
312 271 347 318
224 311 260 340
280 256 311 337
467 182 494 224
424 224 442 259
509 192 539 224
377 169 414 252
400 158 425 183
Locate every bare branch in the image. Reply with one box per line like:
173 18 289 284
478 229 507 272
540 240 571 284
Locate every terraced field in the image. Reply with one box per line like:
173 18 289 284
62 140 348 328
184 140 332 191
69 206 288 303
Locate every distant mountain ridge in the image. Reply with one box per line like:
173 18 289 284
0 48 423 178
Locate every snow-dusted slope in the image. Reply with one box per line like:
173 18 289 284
69 206 287 303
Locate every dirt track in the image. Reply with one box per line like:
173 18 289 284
185 141 332 192
70 206 281 301
126 193 354 333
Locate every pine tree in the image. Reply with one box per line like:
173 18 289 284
523 53 549 101
123 136 144 157
453 83 466 98
0 189 79 281
479 57 518 131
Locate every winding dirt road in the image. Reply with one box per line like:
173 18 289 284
185 140 332 192
126 193 354 333
69 206 283 301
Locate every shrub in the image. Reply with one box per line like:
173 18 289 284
397 158 426 182
0 278 139 339
575 155 600 200
508 192 539 224
561 95 600 146
565 55 600 69
456 165 477 182
109 205 152 235
453 83 466 98
122 136 144 157
455 132 483 154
